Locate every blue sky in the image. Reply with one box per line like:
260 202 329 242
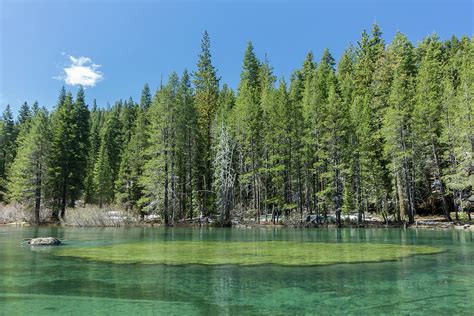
1 0 472 115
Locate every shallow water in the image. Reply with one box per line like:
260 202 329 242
0 226 472 315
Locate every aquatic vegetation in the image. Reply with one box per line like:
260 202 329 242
53 241 442 266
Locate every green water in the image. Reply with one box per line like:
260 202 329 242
0 227 472 315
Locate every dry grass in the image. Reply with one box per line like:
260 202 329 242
0 203 139 226
62 206 138 227
0 203 50 224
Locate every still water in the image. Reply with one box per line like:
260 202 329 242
0 226 472 315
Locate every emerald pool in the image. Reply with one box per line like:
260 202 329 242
0 226 472 314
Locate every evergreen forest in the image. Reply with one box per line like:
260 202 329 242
1 26 472 226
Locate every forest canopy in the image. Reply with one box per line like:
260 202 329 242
0 25 472 226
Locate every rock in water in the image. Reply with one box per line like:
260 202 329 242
28 237 62 246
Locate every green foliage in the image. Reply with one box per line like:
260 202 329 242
441 38 473 213
84 101 103 204
93 143 113 207
0 105 16 201
100 105 123 188
213 122 236 224
115 107 149 212
450 211 470 221
233 41 264 217
48 89 74 217
140 73 180 225
17 102 32 127
351 25 391 219
69 86 90 203
175 70 199 219
193 31 220 216
412 35 452 220
8 109 50 222
140 83 152 110
48 87 90 218
382 32 416 222
3 26 472 225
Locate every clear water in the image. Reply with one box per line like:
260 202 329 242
0 226 472 315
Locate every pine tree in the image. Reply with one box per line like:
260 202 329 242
84 101 103 204
175 70 198 219
120 97 137 145
93 142 113 207
259 56 277 219
114 97 138 207
300 52 318 218
101 105 123 192
69 86 90 206
31 101 39 115
115 106 149 214
413 35 451 220
268 79 294 219
370 28 392 217
17 102 32 127
233 41 263 219
8 109 50 223
217 84 235 122
140 83 152 110
0 105 16 201
320 75 350 226
337 46 356 218
48 86 89 218
213 122 235 226
351 24 388 224
263 78 285 222
308 49 336 220
49 88 73 219
441 37 473 220
288 69 306 220
193 31 220 217
141 74 179 226
382 32 416 223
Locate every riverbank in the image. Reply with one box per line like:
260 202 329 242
1 203 472 230
243 219 474 231
2 217 472 231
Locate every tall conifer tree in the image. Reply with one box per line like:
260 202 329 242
0 105 16 201
193 31 220 216
8 109 51 223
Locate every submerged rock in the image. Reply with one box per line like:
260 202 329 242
27 237 62 246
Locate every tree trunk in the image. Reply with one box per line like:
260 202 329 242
431 138 451 221
163 124 170 226
60 173 67 219
34 162 41 224
188 132 194 220
396 173 405 223
171 141 176 225
355 157 363 226
164 154 170 227
297 162 303 221
454 190 460 221
401 127 415 224
312 173 319 223
334 151 342 228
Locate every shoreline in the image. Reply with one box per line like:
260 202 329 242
1 219 472 231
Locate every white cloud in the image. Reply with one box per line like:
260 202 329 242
55 55 103 87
